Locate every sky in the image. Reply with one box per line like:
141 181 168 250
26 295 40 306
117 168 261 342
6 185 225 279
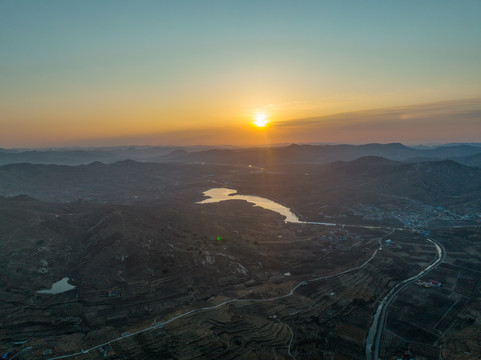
1 0 480 147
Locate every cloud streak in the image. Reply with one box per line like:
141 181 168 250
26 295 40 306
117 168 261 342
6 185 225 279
16 98 480 147
274 98 481 128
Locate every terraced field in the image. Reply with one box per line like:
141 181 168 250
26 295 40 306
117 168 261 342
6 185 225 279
4 191 474 359
40 230 438 360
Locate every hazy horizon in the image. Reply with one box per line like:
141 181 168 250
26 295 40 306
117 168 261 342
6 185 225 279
2 1 480 147
2 98 481 148
3 138 481 151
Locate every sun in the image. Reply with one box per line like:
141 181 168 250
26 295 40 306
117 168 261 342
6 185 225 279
253 112 269 127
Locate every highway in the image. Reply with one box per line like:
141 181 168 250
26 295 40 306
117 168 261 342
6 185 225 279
365 237 446 360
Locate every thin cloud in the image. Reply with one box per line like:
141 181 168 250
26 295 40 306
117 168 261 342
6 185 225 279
274 98 481 128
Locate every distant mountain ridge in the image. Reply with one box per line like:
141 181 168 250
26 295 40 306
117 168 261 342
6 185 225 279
0 146 181 166
1 143 481 167
163 143 481 167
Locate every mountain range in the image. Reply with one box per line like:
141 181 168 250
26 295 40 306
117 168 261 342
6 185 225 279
163 143 481 167
2 143 481 167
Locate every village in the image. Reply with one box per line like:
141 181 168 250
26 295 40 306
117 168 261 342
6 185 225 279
349 202 480 229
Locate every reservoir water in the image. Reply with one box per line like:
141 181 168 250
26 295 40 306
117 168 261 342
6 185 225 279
197 188 303 223
37 277 76 295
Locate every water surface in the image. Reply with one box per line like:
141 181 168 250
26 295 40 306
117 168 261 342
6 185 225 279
197 188 302 223
37 277 76 294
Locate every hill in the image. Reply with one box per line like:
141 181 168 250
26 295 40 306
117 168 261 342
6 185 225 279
2 143 481 167
163 143 481 166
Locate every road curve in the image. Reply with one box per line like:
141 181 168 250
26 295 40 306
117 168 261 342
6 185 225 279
287 325 297 360
43 226 391 360
365 237 445 360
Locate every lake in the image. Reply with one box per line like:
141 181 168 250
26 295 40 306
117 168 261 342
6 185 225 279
196 188 303 223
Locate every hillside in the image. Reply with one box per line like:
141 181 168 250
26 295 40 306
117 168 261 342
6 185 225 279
2 143 481 167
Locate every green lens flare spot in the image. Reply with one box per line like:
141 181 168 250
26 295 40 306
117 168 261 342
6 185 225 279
216 236 221 241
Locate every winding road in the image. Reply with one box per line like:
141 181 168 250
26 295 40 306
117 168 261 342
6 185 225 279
365 237 446 360
43 230 447 360
13 188 447 360
44 223 390 360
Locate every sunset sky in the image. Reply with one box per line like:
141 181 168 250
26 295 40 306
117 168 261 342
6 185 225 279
1 1 480 147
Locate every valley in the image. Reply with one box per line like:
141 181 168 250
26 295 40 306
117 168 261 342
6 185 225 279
1 150 481 359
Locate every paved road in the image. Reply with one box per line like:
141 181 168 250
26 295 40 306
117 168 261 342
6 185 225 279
44 224 391 360
365 237 446 360
287 325 297 360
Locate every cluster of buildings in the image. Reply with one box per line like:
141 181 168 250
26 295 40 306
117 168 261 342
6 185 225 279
98 344 111 358
352 202 478 230
318 229 360 247
415 279 442 288
107 290 121 297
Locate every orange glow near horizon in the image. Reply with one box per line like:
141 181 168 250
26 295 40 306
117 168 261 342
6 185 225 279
2 97 481 148
2 3 481 147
